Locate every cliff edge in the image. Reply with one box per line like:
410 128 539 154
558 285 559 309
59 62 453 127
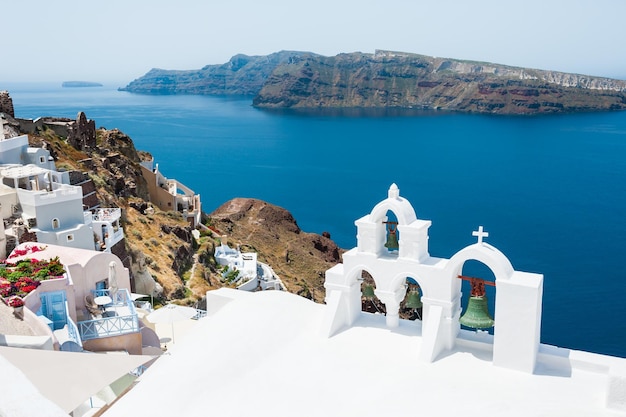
121 50 626 114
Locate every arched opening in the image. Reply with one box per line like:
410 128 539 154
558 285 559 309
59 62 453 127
52 218 60 229
383 210 399 252
400 277 423 321
459 260 496 333
360 270 386 315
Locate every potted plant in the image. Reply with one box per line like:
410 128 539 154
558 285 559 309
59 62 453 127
8 295 24 315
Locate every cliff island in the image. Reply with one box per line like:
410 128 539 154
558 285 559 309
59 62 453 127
120 50 626 115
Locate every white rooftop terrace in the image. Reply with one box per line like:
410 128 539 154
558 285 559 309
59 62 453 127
0 164 49 179
103 289 626 417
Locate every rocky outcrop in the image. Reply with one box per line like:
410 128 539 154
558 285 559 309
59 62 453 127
93 128 150 201
120 51 320 95
68 112 96 150
0 91 14 117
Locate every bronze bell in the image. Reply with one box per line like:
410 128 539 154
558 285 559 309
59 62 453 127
384 221 399 250
385 231 399 250
362 284 375 299
405 290 422 309
459 295 494 329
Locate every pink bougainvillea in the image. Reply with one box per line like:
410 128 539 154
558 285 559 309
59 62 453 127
7 245 46 259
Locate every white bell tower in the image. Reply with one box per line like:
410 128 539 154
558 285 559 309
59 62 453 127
322 184 544 373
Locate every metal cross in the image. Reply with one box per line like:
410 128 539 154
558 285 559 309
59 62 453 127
472 225 489 245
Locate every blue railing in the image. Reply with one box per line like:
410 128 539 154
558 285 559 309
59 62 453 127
65 310 83 348
78 313 139 341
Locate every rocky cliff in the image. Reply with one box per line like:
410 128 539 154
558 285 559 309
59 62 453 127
120 51 319 95
0 91 15 117
121 50 626 114
253 50 626 114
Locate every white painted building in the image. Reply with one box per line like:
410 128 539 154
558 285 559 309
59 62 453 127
0 117 124 253
2 164 94 249
214 242 283 291
140 158 202 227
90 208 125 252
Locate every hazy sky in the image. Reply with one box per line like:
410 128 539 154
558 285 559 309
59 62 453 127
3 0 626 84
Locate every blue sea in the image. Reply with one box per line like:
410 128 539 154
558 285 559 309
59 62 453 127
5 83 626 358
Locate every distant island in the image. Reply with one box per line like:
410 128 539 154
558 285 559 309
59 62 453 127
120 50 626 115
62 81 103 88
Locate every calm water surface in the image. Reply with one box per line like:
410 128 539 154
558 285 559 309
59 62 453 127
6 83 626 357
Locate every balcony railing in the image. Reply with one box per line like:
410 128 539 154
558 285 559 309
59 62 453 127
78 314 139 341
65 303 83 348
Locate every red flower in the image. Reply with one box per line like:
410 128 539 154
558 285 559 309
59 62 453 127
8 296 24 307
21 285 38 293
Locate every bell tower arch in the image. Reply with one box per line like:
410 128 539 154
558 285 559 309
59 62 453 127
356 183 431 261
322 184 544 374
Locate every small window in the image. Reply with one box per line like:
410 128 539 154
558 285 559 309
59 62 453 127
67 234 74 242
39 156 46 164
52 218 60 229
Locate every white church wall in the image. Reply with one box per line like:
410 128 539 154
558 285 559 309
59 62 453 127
492 271 543 373
322 263 362 337
607 364 626 411
397 219 431 261
355 216 383 255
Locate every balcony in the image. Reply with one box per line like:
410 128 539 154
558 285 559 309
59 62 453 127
77 289 139 341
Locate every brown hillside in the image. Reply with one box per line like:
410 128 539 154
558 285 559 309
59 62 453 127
209 198 344 302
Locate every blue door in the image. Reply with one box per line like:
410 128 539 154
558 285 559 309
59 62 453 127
40 291 67 330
